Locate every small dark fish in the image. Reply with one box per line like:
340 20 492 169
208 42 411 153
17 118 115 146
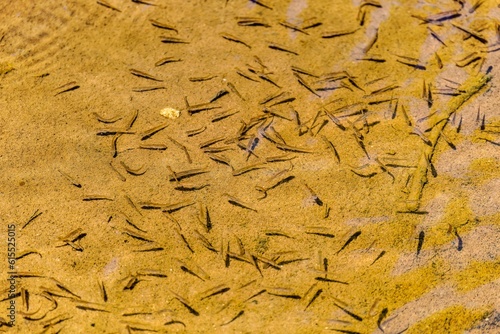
336 231 361 254
175 297 199 316
417 230 424 256
315 277 348 284
221 310 244 326
333 302 363 321
455 230 463 251
371 250 386 265
378 307 388 332
304 289 323 310
164 320 186 327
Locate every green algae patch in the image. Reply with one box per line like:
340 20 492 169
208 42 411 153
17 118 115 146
466 158 500 184
347 257 448 332
407 305 490 334
454 260 500 292
426 197 477 247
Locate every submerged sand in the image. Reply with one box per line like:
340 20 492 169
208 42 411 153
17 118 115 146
0 0 499 333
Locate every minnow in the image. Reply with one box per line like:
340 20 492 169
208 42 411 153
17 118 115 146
96 129 135 136
164 320 186 327
221 310 245 326
266 154 297 163
168 168 210 181
211 109 239 122
139 143 167 150
428 27 446 46
255 175 295 199
202 146 233 153
333 302 363 321
92 112 123 124
417 231 424 256
227 82 244 100
140 200 195 212
131 0 157 5
189 75 216 82
305 289 323 310
480 137 500 146
199 137 226 149
350 169 377 178
173 295 199 316
97 0 121 11
15 250 42 260
411 127 432 146
149 19 177 32
302 17 322 29
174 184 209 191
193 230 217 252
377 308 388 332
456 53 481 67
58 169 82 188
244 289 267 302
396 59 426 70
129 69 163 82
155 56 182 67
414 10 460 23
260 91 286 105
122 228 154 243
267 292 301 299
236 16 270 27
131 86 165 92
370 84 399 96
180 265 205 281
265 231 292 238
249 0 272 10
323 110 346 131
235 68 259 82
220 33 251 48
371 250 386 265
160 36 189 44
76 305 110 312
321 136 341 163
268 42 298 55
54 81 80 96
201 286 230 300
315 277 348 284
225 194 257 212
305 231 335 238
186 125 206 137
452 23 487 44
206 153 232 167
291 65 318 77
294 72 320 97
322 29 359 38
330 329 360 334
83 195 113 201
259 74 281 88
187 103 221 115
279 20 308 34
304 183 323 206
133 247 164 252
120 161 147 176
455 229 463 251
337 231 361 254
141 122 168 140
275 142 313 153
232 163 267 176
126 109 138 130
122 214 147 232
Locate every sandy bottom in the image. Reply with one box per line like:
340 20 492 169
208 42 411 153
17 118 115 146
0 0 499 333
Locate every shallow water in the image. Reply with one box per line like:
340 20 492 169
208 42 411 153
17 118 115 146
0 0 499 333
